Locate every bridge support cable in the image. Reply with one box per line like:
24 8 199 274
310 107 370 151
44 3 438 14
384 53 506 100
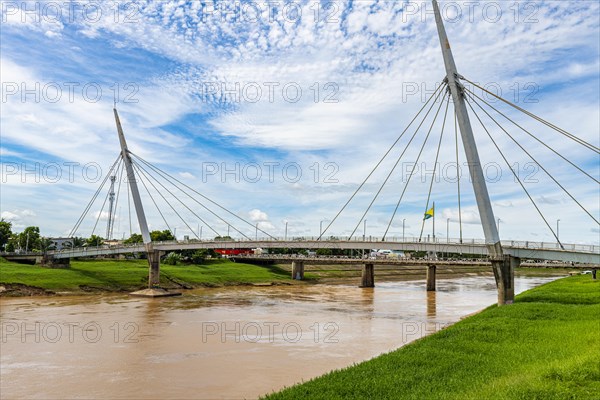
109 159 126 240
129 152 278 240
318 80 448 240
454 109 463 243
129 161 178 238
131 159 218 239
130 155 252 240
462 77 600 154
68 154 122 238
381 92 451 240
464 87 599 184
130 158 224 238
465 97 565 249
127 176 132 237
466 91 600 226
350 86 450 240
418 94 450 242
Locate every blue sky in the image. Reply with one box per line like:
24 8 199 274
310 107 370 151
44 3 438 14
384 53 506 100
1 0 599 244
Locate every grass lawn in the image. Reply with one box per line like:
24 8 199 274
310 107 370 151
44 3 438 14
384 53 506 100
264 275 600 400
0 257 291 293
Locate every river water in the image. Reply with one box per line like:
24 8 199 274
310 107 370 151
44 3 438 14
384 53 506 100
0 275 560 399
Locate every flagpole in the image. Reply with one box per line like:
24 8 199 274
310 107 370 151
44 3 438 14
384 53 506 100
432 202 435 241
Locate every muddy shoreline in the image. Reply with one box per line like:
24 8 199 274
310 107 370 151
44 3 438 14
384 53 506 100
0 264 573 297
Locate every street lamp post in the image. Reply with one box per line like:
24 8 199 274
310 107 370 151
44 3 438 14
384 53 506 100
363 219 367 241
319 220 324 239
557 219 560 242
497 218 501 237
285 221 288 241
402 219 406 241
255 223 258 240
447 218 450 243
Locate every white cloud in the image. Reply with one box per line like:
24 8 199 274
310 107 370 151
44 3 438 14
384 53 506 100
1 209 36 222
178 172 195 179
248 209 269 222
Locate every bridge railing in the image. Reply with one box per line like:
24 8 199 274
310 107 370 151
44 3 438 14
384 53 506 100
38 236 599 256
151 237 599 254
48 242 146 256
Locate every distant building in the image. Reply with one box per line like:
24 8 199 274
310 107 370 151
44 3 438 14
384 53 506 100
50 238 73 250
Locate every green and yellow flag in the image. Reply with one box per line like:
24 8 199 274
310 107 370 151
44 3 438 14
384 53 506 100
424 206 434 220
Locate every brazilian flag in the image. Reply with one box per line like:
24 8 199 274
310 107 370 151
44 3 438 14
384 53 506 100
424 206 434 220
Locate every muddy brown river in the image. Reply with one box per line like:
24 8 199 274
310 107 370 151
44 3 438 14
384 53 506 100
0 275 560 399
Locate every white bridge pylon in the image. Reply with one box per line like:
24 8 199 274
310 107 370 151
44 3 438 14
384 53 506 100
432 0 513 305
114 108 161 287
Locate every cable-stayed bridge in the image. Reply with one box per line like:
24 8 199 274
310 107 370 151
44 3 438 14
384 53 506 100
47 238 599 265
29 1 599 303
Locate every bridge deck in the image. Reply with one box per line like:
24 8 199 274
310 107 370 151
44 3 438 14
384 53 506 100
16 238 597 265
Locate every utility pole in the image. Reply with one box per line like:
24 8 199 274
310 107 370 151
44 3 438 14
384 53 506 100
432 0 511 304
106 175 116 240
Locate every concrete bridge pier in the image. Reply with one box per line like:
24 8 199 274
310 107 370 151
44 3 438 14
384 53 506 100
41 255 70 269
130 250 180 297
361 263 374 288
148 250 161 287
426 264 436 291
492 255 516 305
292 261 304 280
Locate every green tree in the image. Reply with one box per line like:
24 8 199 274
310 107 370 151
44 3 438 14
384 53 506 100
191 249 209 264
86 235 104 247
0 219 12 250
316 248 332 256
214 235 233 241
150 230 175 242
39 237 55 251
124 233 143 244
163 252 182 265
16 226 41 252
5 240 15 252
62 237 86 248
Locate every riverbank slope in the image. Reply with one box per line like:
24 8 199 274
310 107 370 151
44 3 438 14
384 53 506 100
0 257 291 295
264 275 600 399
0 257 579 296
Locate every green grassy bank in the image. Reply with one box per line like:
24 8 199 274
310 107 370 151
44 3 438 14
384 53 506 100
265 275 600 400
0 257 290 294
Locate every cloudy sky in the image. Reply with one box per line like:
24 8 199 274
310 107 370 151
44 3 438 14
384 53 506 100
1 0 598 245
